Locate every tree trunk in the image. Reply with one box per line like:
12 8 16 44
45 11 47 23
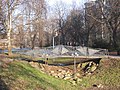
7 27 12 55
31 34 37 49
7 0 12 56
112 29 118 49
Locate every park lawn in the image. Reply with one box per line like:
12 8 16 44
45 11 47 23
36 57 85 64
80 58 120 89
7 54 87 64
0 54 120 90
0 59 81 90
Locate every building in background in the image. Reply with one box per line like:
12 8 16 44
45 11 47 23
84 0 109 47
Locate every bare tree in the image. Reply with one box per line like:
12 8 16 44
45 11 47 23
99 0 120 49
84 1 100 47
22 0 46 49
63 9 85 46
0 1 6 39
1 0 21 55
52 1 69 45
84 0 120 50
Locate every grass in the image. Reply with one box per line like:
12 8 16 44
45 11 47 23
7 54 89 64
0 59 81 90
80 58 120 89
0 55 120 90
36 57 87 64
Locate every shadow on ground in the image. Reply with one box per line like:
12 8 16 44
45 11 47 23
0 77 9 90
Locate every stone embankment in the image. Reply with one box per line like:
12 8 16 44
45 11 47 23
0 56 98 85
29 61 98 85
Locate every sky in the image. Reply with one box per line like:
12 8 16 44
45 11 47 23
46 0 96 7
48 0 82 5
47 0 85 7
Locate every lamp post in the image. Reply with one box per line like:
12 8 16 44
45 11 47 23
52 31 58 49
53 36 55 49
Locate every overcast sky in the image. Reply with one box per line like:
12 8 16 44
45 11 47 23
47 0 85 7
46 0 96 7
44 0 96 19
